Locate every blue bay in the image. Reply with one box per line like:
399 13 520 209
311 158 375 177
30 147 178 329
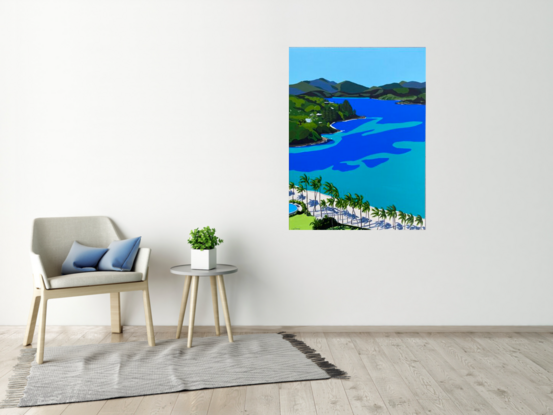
289 98 426 217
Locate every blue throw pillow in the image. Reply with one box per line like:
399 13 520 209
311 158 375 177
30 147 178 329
61 241 109 275
97 237 141 272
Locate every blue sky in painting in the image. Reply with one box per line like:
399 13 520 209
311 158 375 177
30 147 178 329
289 47 425 87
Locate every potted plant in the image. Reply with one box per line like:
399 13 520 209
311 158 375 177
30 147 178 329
188 226 223 270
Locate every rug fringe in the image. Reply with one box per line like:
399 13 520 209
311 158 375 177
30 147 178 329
0 348 35 408
278 332 349 380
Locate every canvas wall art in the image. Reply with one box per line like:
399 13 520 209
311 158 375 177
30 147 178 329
289 47 426 230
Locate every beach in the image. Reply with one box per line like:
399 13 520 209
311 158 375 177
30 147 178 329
290 189 426 230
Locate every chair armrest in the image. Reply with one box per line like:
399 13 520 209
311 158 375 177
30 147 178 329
133 248 151 281
30 253 50 289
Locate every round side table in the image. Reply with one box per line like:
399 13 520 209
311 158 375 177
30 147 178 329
170 264 238 348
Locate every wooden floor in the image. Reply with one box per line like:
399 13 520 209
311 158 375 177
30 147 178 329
1 326 553 414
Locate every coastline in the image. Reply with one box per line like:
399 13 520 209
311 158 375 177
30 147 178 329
328 115 366 132
289 136 333 148
289 116 366 148
289 189 426 230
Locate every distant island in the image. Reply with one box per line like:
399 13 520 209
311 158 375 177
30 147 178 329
290 78 426 104
289 78 426 147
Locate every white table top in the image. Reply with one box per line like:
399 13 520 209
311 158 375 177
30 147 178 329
170 264 238 277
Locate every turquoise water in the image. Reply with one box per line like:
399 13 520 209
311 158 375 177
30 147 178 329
289 99 425 217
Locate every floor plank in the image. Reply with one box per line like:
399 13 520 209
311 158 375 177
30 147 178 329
416 398 463 415
171 390 213 415
206 386 246 415
98 397 143 414
325 333 373 383
300 333 353 415
342 382 388 415
0 408 29 415
245 384 280 415
423 333 536 415
453 333 553 414
397 333 500 415
351 333 425 415
372 333 448 402
311 379 354 415
134 393 178 415
3 327 553 415
469 332 553 393
279 382 317 415
60 400 107 415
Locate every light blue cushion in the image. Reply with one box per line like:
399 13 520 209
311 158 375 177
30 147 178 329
61 241 109 275
98 237 141 271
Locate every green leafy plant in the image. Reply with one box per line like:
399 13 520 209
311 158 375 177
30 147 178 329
187 226 223 251
312 215 340 230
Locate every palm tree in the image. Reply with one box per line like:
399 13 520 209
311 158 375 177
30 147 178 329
386 205 398 229
354 194 363 226
320 199 327 218
299 174 310 208
310 176 322 215
398 211 407 230
371 207 380 229
323 181 334 197
336 198 346 224
378 208 386 228
289 181 295 200
331 185 340 200
407 214 414 230
379 208 387 229
296 184 305 202
361 201 371 228
344 193 354 224
415 215 424 229
327 197 335 218
341 198 349 224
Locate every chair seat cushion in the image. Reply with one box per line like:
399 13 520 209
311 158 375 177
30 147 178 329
48 271 143 289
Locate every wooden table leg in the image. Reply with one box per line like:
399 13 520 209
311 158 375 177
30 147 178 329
217 275 234 343
176 275 192 339
187 276 199 348
210 275 220 336
143 287 156 347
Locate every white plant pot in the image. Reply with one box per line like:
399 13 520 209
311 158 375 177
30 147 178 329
191 248 216 270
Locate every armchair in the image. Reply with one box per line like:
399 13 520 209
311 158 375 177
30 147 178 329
24 216 155 364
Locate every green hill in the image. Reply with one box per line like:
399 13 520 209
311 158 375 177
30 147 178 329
335 80 369 94
289 96 359 147
289 81 324 94
289 79 426 105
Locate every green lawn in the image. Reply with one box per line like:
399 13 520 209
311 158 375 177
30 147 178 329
289 214 314 230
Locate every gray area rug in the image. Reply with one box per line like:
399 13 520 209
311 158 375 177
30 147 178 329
1 333 347 408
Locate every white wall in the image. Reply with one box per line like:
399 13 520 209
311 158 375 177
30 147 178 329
1 0 552 327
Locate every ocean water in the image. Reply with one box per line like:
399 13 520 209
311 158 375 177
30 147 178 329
289 98 426 217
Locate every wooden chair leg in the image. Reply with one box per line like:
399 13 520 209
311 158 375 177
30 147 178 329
36 296 48 364
187 276 199 348
142 288 155 347
210 275 220 336
217 275 234 343
110 292 122 334
176 275 192 339
23 289 41 346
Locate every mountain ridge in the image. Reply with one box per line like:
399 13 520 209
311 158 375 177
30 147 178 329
289 78 426 105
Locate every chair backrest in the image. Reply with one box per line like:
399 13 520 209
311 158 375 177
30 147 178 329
31 216 123 278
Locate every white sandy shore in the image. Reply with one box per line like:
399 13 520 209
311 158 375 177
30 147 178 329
290 189 426 230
